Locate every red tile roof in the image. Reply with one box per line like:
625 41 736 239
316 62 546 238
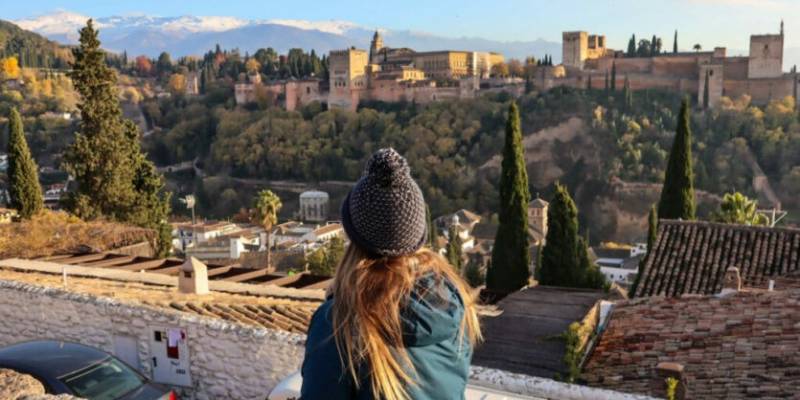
583 289 800 399
634 220 800 297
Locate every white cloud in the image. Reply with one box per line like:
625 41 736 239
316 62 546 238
264 19 361 35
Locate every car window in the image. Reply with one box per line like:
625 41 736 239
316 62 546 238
60 357 145 400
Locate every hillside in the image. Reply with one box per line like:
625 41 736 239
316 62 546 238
0 19 72 68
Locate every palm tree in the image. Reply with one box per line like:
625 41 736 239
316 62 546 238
712 192 768 226
693 44 702 53
252 190 282 269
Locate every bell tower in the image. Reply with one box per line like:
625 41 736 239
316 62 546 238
370 30 384 64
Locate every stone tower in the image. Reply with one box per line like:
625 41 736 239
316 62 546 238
528 195 549 245
748 21 784 79
370 30 384 64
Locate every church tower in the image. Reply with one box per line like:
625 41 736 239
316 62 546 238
370 30 384 64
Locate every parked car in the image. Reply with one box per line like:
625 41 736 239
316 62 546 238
0 340 175 400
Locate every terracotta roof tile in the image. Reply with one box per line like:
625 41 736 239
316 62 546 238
635 220 800 297
583 290 800 399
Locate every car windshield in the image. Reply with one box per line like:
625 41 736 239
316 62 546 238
60 357 144 400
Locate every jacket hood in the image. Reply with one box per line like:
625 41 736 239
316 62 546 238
400 274 465 347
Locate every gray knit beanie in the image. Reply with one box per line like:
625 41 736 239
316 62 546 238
341 148 427 258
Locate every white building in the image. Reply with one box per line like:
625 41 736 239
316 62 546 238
271 221 345 254
592 246 644 287
299 191 330 223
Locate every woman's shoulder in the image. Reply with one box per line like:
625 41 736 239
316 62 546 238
307 298 335 338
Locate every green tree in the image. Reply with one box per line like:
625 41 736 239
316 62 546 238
673 30 678 54
539 184 606 289
578 236 606 289
156 51 173 76
623 75 632 110
539 183 580 286
712 192 768 225
6 108 43 219
425 204 436 249
658 98 695 220
703 70 710 109
252 189 282 269
306 235 345 276
647 204 658 251
487 102 531 293
651 35 658 56
586 74 592 91
446 224 463 272
525 75 534 94
627 34 636 57
63 20 172 255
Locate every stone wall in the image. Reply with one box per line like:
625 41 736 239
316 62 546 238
0 280 305 400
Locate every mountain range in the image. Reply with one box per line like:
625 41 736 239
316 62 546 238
13 11 562 61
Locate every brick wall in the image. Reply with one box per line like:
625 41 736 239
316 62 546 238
583 291 800 399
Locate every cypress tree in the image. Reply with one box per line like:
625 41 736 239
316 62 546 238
673 30 678 54
487 102 531 293
611 61 617 91
6 108 43 219
658 98 696 220
446 224 463 272
586 74 592 91
539 183 579 286
63 20 172 255
627 35 636 57
525 75 534 94
425 204 436 249
703 70 710 109
539 183 603 288
647 204 658 252
651 35 658 56
624 75 632 110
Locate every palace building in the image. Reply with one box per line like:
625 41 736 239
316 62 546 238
327 31 504 110
542 21 798 108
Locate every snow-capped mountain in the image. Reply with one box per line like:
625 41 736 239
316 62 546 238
13 11 562 61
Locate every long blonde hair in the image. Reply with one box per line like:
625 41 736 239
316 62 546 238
329 244 481 400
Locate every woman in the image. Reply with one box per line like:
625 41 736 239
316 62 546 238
301 148 481 400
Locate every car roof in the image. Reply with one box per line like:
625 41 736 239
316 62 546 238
0 340 110 378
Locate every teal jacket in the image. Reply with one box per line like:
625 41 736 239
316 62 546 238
300 274 472 400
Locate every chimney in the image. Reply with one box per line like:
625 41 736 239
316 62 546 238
656 362 687 400
179 257 209 295
719 266 742 296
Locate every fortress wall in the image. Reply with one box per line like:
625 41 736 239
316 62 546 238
595 58 653 74
723 57 749 80
368 80 407 102
627 74 696 92
651 57 704 78
724 78 793 104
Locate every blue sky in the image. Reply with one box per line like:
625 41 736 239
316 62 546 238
6 0 799 50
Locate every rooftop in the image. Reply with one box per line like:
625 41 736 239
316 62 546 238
583 289 800 399
472 286 607 379
634 219 800 297
0 250 333 334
